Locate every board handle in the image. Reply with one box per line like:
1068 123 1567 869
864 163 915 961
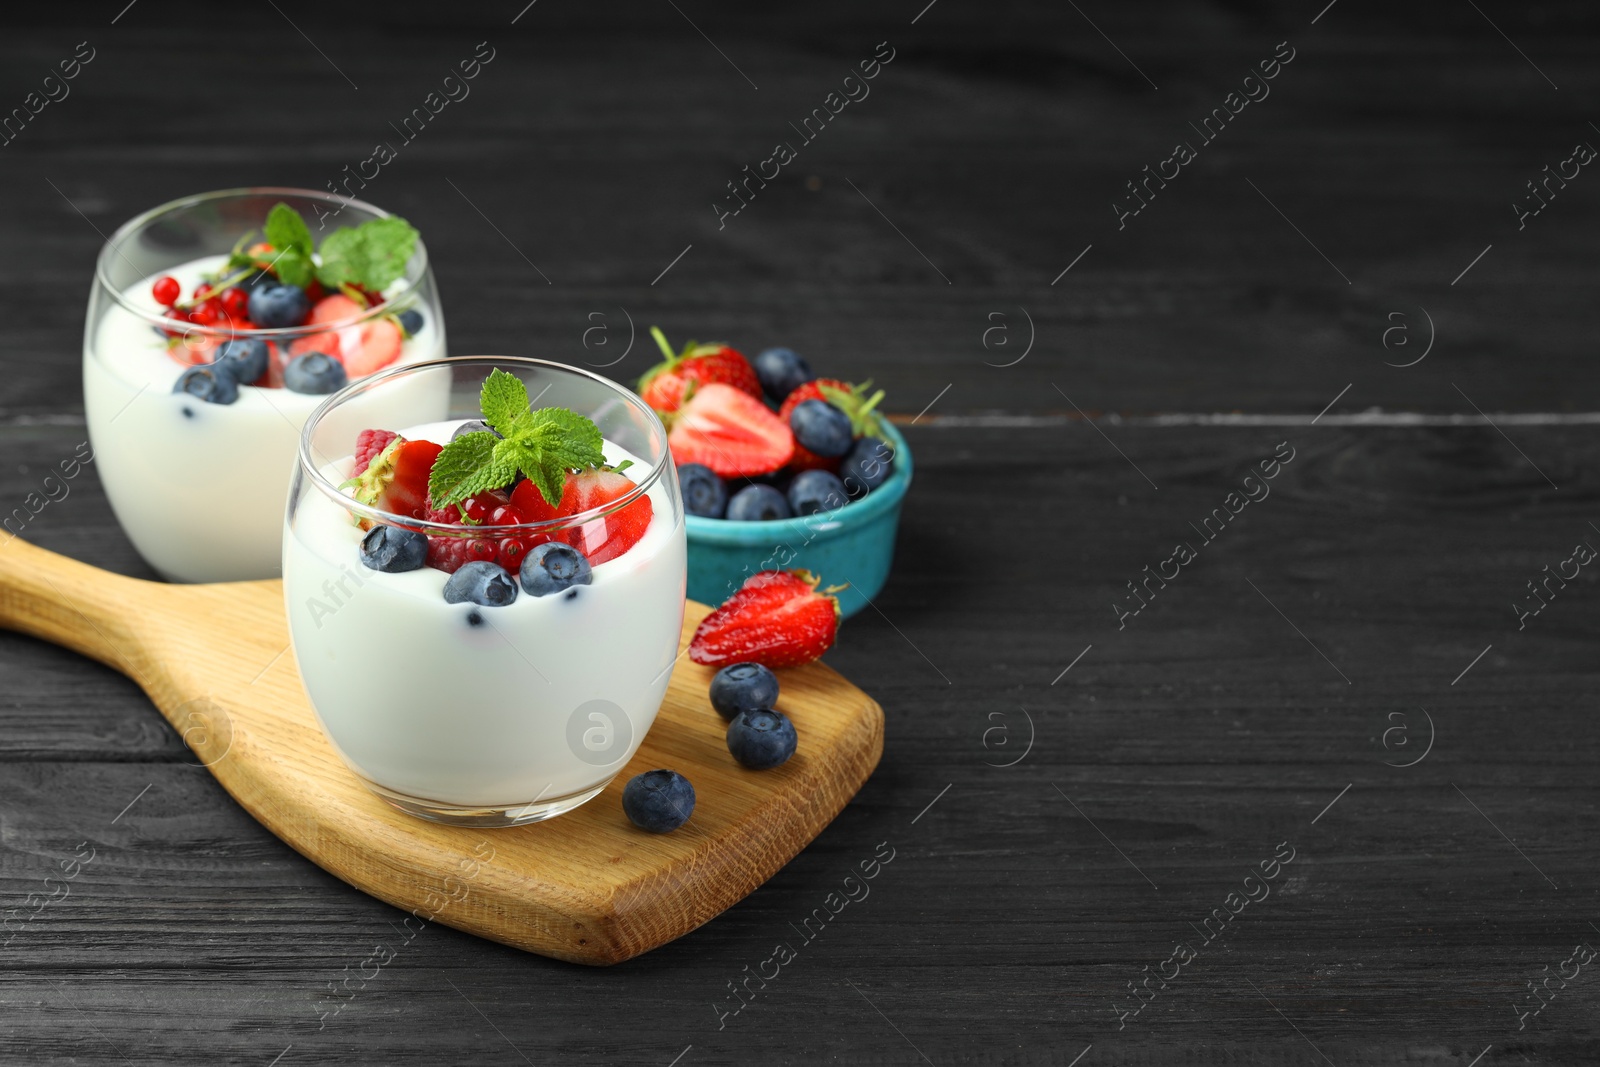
0 536 162 681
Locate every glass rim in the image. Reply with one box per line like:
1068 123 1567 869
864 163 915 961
94 186 430 340
299 355 671 537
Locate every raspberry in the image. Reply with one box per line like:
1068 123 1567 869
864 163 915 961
353 429 400 476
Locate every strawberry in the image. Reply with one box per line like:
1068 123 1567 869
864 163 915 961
689 569 842 668
289 294 404 377
346 436 442 523
511 468 653 565
353 429 399 476
668 383 794 478
561 469 654 565
778 378 886 471
638 327 762 414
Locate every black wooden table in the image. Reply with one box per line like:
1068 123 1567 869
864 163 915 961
5 2 1599 1063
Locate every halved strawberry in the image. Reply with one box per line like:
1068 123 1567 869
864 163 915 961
510 468 653 565
668 383 794 478
639 328 762 414
778 378 886 471
562 469 654 564
346 436 442 523
689 569 841 668
289 294 404 377
353 429 399 476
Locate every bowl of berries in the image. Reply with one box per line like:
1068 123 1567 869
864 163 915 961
639 330 911 619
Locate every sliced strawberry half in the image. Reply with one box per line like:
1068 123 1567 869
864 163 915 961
511 468 653 566
668 383 794 478
689 569 841 668
346 436 442 523
289 294 404 377
638 328 763 414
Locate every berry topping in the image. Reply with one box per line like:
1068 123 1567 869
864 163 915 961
726 708 797 770
172 364 239 405
247 283 311 329
778 378 884 470
667 383 794 478
519 541 594 597
726 483 791 522
689 569 841 668
397 308 424 336
678 463 728 519
352 428 400 477
443 560 519 607
622 770 696 833
347 436 442 522
151 275 180 307
639 327 763 414
359 525 428 572
283 352 348 394
560 468 653 565
753 346 814 404
710 662 780 721
214 338 269 384
789 399 854 458
840 436 895 497
787 469 848 515
452 419 502 441
290 294 403 377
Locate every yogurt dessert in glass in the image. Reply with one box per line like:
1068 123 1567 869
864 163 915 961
84 188 448 582
285 357 688 826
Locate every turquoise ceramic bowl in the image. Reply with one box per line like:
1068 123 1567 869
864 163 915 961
684 421 912 619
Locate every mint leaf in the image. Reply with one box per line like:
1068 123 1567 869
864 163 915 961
355 216 418 290
480 369 529 437
427 432 515 508
265 203 313 259
313 215 419 293
427 372 607 509
273 248 315 289
314 227 365 290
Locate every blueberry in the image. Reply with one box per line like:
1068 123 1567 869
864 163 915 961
283 352 348 394
726 708 797 769
443 560 519 607
359 524 428 572
789 399 853 458
840 436 895 497
622 769 696 832
452 419 503 441
753 346 814 403
172 363 239 405
710 662 779 721
726 484 792 522
397 309 424 336
214 338 269 384
788 469 848 515
520 542 593 596
247 283 310 329
678 463 728 518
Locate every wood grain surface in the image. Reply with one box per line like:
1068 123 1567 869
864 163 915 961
5 0 1600 1064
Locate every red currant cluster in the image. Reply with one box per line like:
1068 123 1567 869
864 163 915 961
421 490 551 575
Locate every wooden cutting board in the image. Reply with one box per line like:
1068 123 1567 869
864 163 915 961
0 537 883 965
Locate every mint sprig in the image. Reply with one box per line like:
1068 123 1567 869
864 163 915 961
216 203 420 295
428 370 606 509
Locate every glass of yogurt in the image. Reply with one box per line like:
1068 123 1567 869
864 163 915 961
285 357 688 826
84 188 448 583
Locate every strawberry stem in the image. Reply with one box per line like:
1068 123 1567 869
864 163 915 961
650 326 677 364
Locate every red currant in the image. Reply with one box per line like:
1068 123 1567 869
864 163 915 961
488 504 528 527
151 275 180 307
222 287 249 317
465 539 497 563
497 537 531 571
190 301 220 326
195 283 213 301
460 492 507 525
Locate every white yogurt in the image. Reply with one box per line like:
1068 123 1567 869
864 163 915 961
83 255 447 583
283 421 687 810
